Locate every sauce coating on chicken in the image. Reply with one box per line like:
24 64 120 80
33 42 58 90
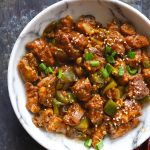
18 15 150 149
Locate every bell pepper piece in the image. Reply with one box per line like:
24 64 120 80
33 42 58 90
104 99 118 117
103 79 117 94
76 117 89 132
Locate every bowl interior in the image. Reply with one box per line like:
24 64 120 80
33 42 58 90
8 0 150 150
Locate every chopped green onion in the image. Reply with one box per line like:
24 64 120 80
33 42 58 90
104 99 118 117
106 55 115 64
112 51 117 57
39 63 47 70
45 67 53 74
126 65 137 75
105 64 118 76
101 68 109 78
96 140 104 150
58 69 63 79
105 63 113 74
84 139 92 148
118 66 125 76
85 52 93 61
90 60 100 67
105 45 112 54
127 51 136 59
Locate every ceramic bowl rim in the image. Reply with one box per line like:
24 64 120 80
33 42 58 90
7 0 150 149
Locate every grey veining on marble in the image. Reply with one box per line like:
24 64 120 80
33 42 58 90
0 0 150 150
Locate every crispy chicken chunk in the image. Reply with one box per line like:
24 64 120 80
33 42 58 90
49 43 68 62
76 15 99 35
106 31 126 56
142 68 150 85
26 38 55 66
18 53 39 82
92 124 107 147
112 100 142 126
46 115 67 133
37 75 57 107
109 119 139 138
33 108 53 127
88 109 103 125
33 109 66 134
108 99 141 138
125 35 149 48
55 30 88 51
54 30 88 60
63 103 85 126
128 74 149 100
72 78 92 101
57 15 74 31
125 49 141 67
25 82 40 113
86 94 104 109
86 95 104 124
107 20 120 31
120 23 136 35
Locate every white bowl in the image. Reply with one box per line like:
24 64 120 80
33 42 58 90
8 0 150 150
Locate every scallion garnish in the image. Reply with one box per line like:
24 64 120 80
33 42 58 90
105 45 112 54
112 51 117 57
96 140 104 150
85 52 93 61
118 66 125 76
105 45 117 64
127 50 136 59
106 55 115 64
58 69 63 79
105 63 113 74
39 63 47 70
84 139 92 148
45 67 53 74
90 60 100 67
126 65 137 75
101 68 109 78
